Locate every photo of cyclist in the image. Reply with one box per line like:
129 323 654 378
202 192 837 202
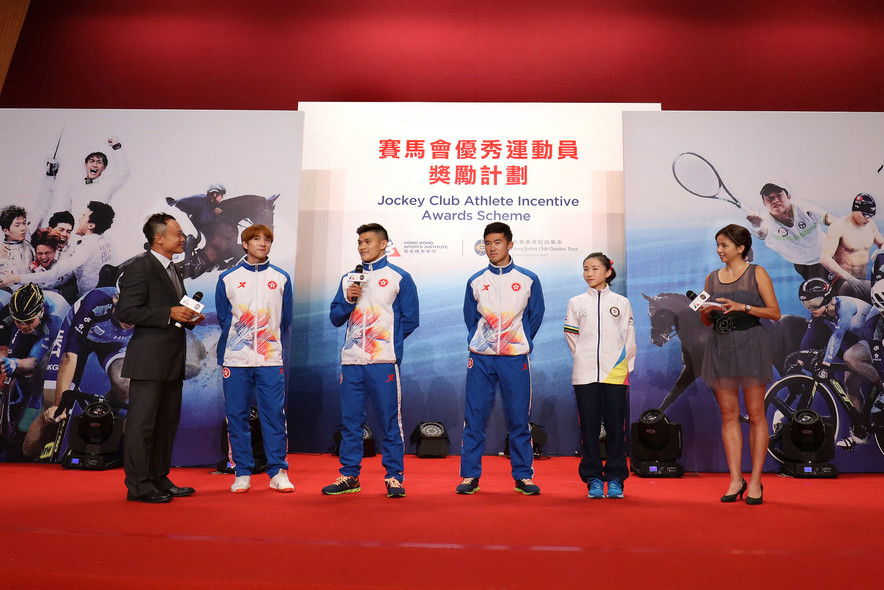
798 277 884 449
0 284 68 459
22 286 134 460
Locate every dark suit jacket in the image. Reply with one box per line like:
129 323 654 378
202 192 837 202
116 251 187 381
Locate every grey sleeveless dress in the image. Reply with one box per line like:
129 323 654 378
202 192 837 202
700 264 773 385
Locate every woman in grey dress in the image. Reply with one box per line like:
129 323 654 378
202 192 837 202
699 224 780 505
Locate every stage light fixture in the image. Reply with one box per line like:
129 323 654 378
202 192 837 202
780 409 838 478
410 421 449 457
504 422 548 458
630 409 684 477
78 401 113 442
332 423 376 457
62 401 124 470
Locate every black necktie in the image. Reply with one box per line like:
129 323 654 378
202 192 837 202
167 263 183 299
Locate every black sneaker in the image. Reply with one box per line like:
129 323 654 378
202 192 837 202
385 477 406 498
321 475 360 495
455 477 480 494
514 478 540 495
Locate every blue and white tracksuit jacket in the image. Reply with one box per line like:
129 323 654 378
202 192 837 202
329 255 419 480
460 258 544 480
216 257 293 477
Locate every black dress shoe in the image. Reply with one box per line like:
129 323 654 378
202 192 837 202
127 489 172 503
163 486 196 497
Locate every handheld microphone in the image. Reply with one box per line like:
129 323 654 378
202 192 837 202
686 290 734 334
175 291 204 328
685 289 710 311
346 264 365 303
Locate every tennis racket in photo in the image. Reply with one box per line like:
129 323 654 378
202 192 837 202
672 152 743 209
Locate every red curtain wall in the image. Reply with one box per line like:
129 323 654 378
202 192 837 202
2 0 883 111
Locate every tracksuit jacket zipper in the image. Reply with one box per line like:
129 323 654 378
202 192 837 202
595 289 601 382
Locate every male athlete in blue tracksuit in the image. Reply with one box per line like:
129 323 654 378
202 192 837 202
325 223 419 498
457 222 545 496
216 224 293 493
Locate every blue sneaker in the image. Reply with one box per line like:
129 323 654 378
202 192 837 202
587 479 605 499
607 478 624 499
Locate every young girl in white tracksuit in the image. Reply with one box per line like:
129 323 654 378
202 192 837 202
564 252 636 499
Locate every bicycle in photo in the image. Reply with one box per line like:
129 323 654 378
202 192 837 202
0 374 22 453
765 350 884 462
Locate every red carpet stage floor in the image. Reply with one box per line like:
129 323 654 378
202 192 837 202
1 454 882 589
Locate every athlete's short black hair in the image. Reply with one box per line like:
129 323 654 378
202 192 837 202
357 223 388 241
48 210 75 228
483 222 512 243
86 201 115 235
84 151 109 167
0 205 27 230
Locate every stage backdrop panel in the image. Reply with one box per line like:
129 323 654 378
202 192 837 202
293 102 659 456
624 110 884 473
0 109 303 466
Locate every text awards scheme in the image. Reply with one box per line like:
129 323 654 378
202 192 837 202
376 194 581 222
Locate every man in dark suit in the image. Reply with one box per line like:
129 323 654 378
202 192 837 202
117 213 204 503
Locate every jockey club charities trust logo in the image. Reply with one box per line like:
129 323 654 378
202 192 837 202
379 278 388 287
474 240 486 256
222 367 231 378
268 281 277 290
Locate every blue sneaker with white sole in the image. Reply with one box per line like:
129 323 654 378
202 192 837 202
607 478 624 499
587 478 605 499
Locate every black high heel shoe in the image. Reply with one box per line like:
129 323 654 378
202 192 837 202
720 479 747 503
746 484 763 505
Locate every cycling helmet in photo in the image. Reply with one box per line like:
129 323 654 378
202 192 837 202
9 283 45 322
798 277 832 311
